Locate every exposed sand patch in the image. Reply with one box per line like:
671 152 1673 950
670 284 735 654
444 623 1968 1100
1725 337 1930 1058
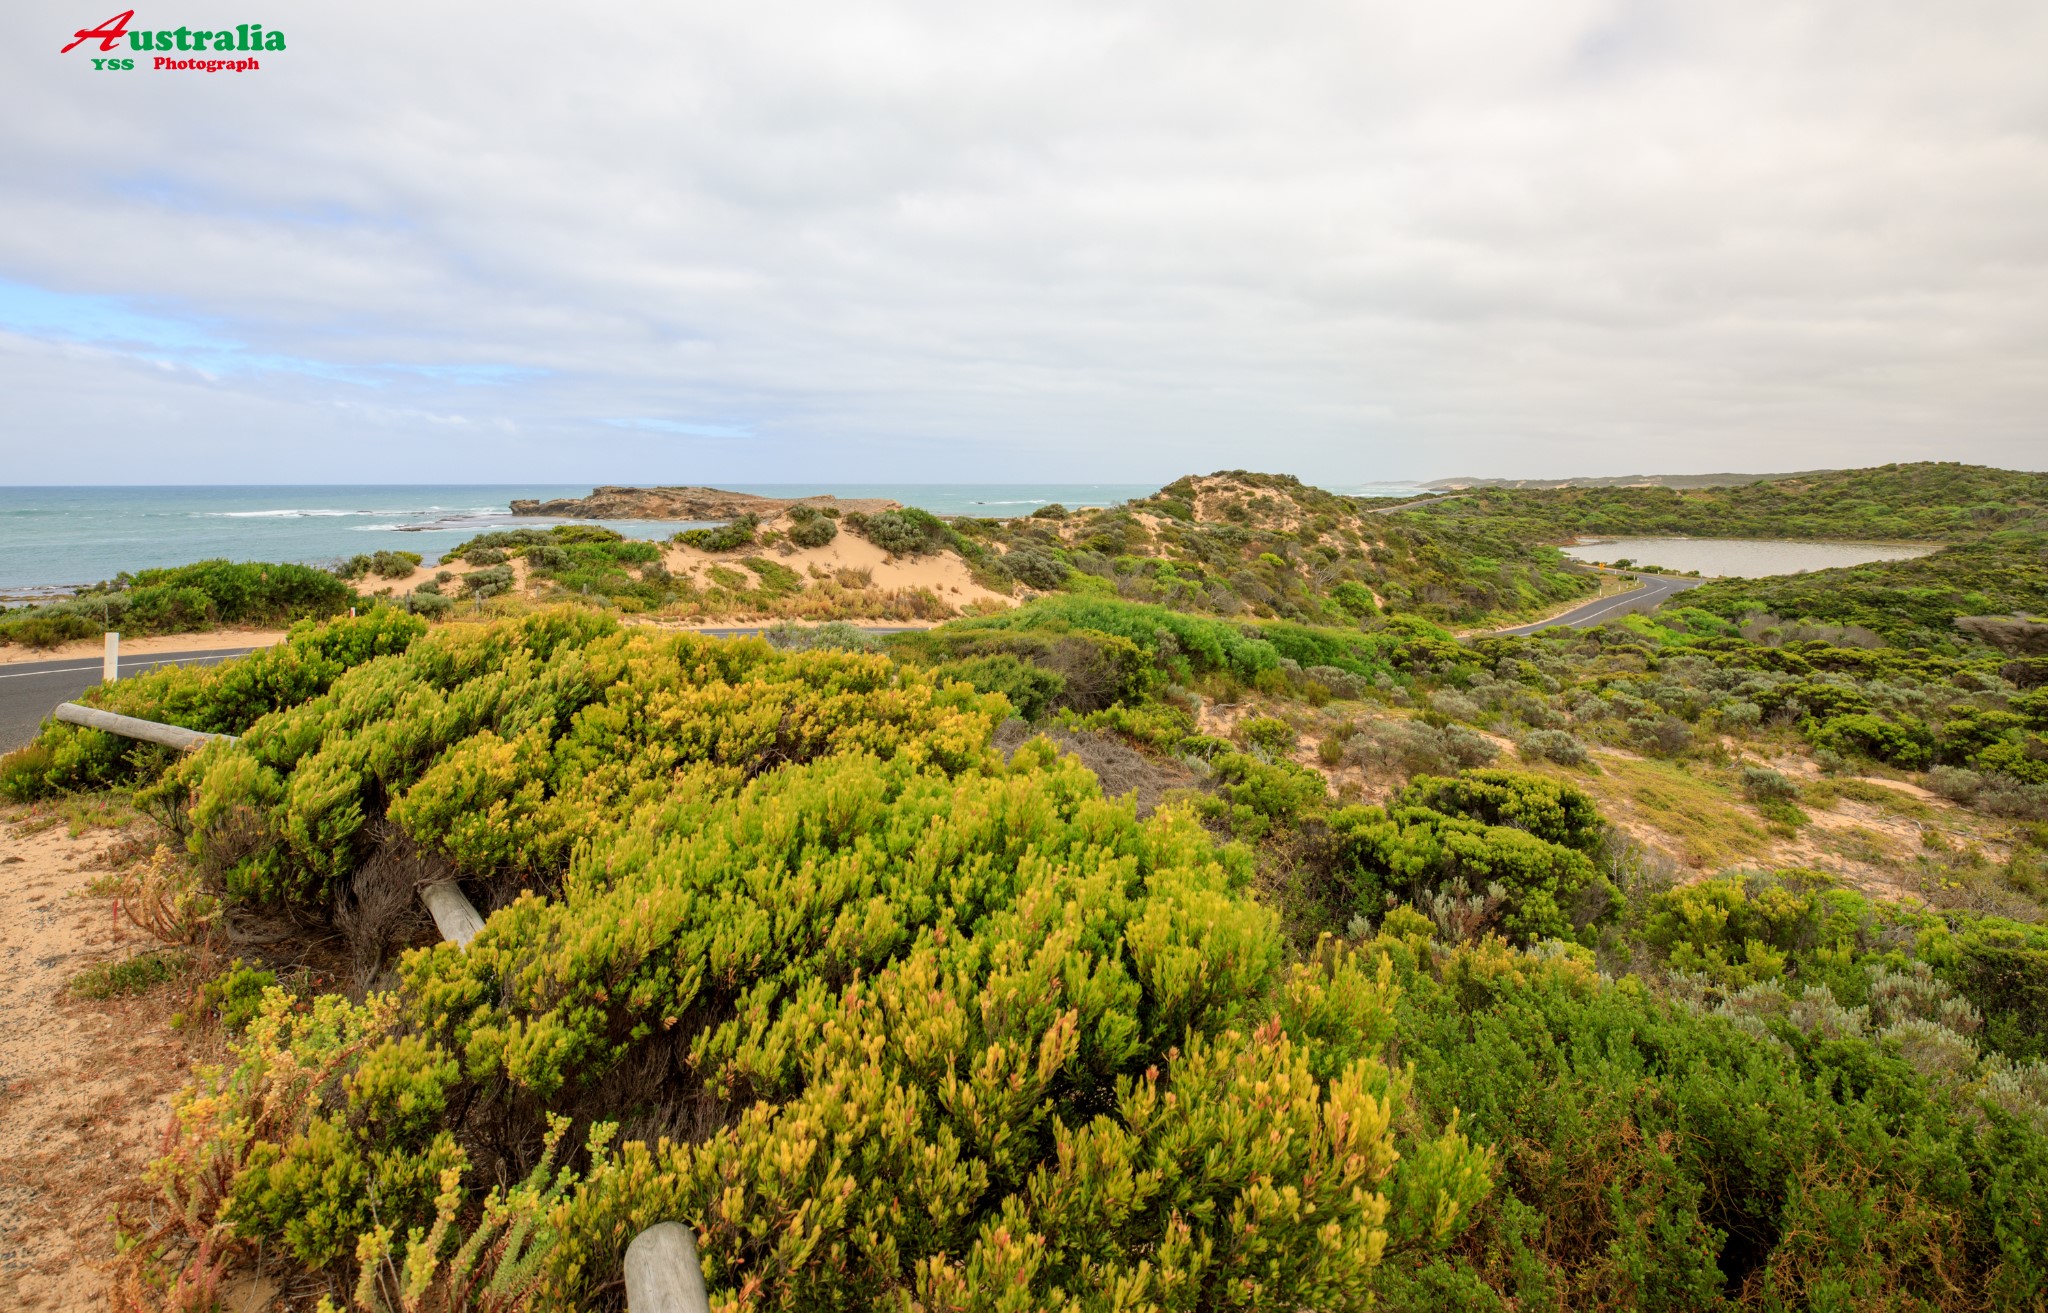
0 630 286 668
352 554 530 598
663 520 1012 611
0 813 195 1312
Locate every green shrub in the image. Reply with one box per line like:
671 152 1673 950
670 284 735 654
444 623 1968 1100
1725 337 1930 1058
1518 728 1589 766
1808 712 1934 768
760 621 881 653
461 565 515 599
1334 803 1613 944
339 550 425 578
1741 765 1799 801
853 506 948 555
199 959 280 1033
1239 715 1297 756
786 514 836 548
132 628 1492 1305
71 949 187 999
673 515 759 553
1398 769 1605 855
930 653 1065 719
1001 546 1069 589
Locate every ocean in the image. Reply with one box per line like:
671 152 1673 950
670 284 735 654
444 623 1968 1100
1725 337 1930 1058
0 482 1433 594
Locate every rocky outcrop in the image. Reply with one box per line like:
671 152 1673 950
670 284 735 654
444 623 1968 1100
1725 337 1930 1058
509 486 902 520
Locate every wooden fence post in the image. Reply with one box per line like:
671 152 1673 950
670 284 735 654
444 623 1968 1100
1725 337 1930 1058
624 1223 710 1313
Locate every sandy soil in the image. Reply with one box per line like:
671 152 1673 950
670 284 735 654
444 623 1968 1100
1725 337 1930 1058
663 522 1013 611
0 630 286 669
0 813 194 1311
351 554 530 598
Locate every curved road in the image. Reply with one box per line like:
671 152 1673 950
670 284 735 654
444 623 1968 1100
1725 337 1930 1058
1493 570 1701 636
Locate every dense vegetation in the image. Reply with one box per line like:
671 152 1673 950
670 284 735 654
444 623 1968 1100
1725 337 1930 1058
0 560 354 648
1678 534 2048 651
10 462 2048 1309
1404 462 2048 544
8 579 2047 1309
951 471 1598 626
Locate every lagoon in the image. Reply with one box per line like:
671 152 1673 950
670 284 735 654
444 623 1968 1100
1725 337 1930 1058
1560 537 1932 578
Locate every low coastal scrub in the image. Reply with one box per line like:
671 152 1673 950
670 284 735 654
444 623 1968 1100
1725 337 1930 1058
0 560 354 649
1403 461 2048 543
50 610 1498 1307
334 550 422 581
13 465 2048 1307
10 605 2041 1308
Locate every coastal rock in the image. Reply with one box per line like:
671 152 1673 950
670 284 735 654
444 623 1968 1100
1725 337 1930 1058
509 486 903 521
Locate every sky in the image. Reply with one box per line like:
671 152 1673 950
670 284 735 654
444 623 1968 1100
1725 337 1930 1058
2 0 2044 486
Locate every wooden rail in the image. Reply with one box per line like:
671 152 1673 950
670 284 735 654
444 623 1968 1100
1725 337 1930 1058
52 702 234 752
418 881 486 946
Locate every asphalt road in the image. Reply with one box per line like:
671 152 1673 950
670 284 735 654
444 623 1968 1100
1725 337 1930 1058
0 647 269 752
1492 571 1702 636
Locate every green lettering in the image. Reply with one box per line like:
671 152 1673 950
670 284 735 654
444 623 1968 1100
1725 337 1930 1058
127 31 152 50
192 31 212 50
174 27 192 50
215 30 233 49
263 30 285 50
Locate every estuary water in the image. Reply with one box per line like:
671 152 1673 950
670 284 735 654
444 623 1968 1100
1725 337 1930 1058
1560 537 1933 578
0 482 1432 593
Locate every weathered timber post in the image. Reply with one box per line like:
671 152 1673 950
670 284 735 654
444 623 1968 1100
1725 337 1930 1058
625 1223 710 1313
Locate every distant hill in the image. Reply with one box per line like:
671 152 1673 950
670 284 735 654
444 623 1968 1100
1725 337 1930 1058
1424 470 1832 491
1401 462 2048 543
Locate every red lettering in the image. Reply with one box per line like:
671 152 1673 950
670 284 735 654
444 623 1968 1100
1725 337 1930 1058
62 10 133 53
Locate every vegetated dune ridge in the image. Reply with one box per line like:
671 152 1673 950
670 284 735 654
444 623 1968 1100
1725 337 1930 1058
507 485 902 519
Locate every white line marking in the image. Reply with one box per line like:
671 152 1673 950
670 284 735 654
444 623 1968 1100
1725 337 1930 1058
0 651 252 680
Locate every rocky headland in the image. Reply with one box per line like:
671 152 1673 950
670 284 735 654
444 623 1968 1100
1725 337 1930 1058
509 486 902 520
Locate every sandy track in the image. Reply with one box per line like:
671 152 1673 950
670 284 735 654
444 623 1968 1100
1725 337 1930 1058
0 813 195 1312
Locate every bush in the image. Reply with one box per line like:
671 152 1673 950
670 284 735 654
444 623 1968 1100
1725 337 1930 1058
406 589 455 618
0 560 354 646
930 653 1065 720
853 506 949 556
461 565 515 599
71 949 187 999
1001 547 1070 590
760 620 881 653
1347 719 1495 780
198 959 279 1034
1239 715 1298 756
786 514 836 548
1398 769 1606 855
1518 729 1588 766
336 550 424 579
1741 766 1799 802
672 515 759 553
1808 712 1934 768
124 621 1492 1305
1333 803 1613 943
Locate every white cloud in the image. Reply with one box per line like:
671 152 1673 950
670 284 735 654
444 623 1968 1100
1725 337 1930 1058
0 0 2042 483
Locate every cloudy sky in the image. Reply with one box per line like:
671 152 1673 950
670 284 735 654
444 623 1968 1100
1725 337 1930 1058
3 0 2044 486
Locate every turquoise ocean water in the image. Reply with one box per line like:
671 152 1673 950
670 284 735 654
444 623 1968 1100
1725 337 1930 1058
0 483 1430 593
